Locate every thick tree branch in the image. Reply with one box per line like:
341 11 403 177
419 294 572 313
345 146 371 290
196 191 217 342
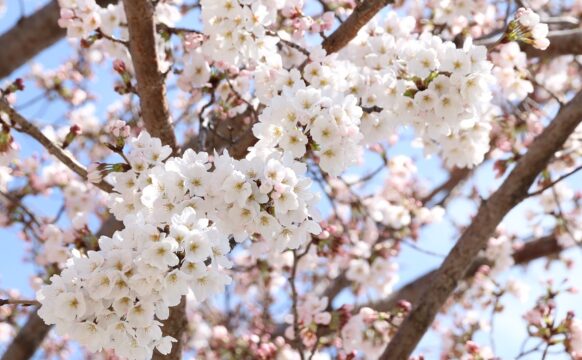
0 0 117 80
0 216 123 360
0 1 63 80
321 0 395 54
0 311 51 360
122 0 176 151
0 100 114 193
378 90 582 360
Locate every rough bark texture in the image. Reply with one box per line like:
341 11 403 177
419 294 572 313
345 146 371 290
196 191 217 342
0 0 116 80
122 0 177 151
0 100 114 193
379 90 582 360
0 216 123 360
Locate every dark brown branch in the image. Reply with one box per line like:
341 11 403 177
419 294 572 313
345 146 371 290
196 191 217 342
122 1 184 358
0 0 117 80
379 89 582 360
0 100 114 193
122 0 177 151
0 311 51 360
152 298 187 360
0 1 62 80
321 0 395 55
0 299 40 307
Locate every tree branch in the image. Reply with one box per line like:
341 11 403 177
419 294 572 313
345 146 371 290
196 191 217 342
122 0 177 151
526 164 582 198
378 90 582 360
205 0 398 160
421 167 473 205
321 0 395 55
367 234 563 313
0 311 51 360
0 1 62 80
273 234 565 339
0 299 40 307
0 100 114 193
0 0 117 80
122 1 183 357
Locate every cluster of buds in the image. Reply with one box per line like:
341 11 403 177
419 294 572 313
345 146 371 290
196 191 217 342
505 8 550 50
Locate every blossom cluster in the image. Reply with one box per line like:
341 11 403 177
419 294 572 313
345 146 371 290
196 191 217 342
57 0 102 39
491 42 533 102
284 294 331 343
200 0 282 66
484 234 514 275
191 7 500 174
512 7 550 50
431 0 492 36
57 0 181 39
343 18 495 168
346 257 399 297
37 131 321 358
341 307 405 358
253 84 363 175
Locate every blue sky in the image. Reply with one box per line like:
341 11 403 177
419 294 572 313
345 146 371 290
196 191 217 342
1 0 581 359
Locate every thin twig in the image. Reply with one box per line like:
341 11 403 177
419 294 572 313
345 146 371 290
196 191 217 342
401 239 446 258
96 28 129 47
0 299 40 307
0 100 114 193
290 250 306 360
526 165 582 198
0 190 42 227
